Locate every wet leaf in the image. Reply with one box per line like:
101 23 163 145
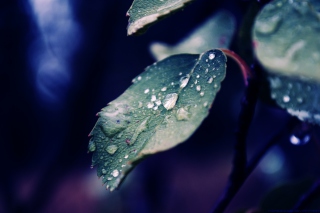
127 0 193 36
252 0 320 81
150 10 236 60
88 49 227 191
269 74 320 125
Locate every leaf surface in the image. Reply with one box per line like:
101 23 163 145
88 49 227 191
127 0 193 35
252 0 320 81
150 10 236 60
269 74 320 125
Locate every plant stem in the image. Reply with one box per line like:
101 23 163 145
220 48 252 86
293 179 320 209
212 116 300 213
212 65 259 212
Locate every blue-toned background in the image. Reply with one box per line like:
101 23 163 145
1 0 320 212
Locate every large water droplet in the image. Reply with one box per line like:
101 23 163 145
144 89 150 94
176 108 191 121
207 77 213 84
209 53 215 60
88 139 96 152
196 85 201 91
161 87 167 92
147 102 154 108
155 100 161 106
200 91 204 96
151 95 156 102
283 95 290 103
111 169 119 177
180 74 190 88
163 93 178 110
106 145 118 155
255 15 281 34
128 117 149 145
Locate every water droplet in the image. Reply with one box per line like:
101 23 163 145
137 76 142 80
180 74 190 88
106 145 118 155
196 85 201 91
155 100 161 105
196 75 200 78
205 69 208 74
200 91 204 96
88 139 96 152
179 72 182 76
138 101 143 108
176 108 191 121
161 87 167 92
207 77 213 84
163 93 178 110
213 83 218 88
128 117 149 145
213 75 216 79
203 102 208 107
147 102 154 108
206 59 208 62
283 95 290 103
153 106 158 110
117 132 123 138
296 97 303 103
102 169 107 174
290 134 310 145
194 80 198 84
171 82 174 86
144 89 150 94
107 177 112 181
119 159 122 162
151 95 156 102
124 155 128 159
255 15 281 34
209 53 215 60
111 169 119 177
269 77 282 89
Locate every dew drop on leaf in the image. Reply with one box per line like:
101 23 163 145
209 53 215 60
111 170 119 177
163 93 178 110
179 74 190 88
88 139 96 152
106 145 118 155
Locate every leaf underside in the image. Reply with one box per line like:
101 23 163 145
150 10 236 60
88 49 227 191
127 0 193 36
253 0 320 81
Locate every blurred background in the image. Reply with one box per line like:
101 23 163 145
1 0 320 212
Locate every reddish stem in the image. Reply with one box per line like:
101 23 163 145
219 48 252 86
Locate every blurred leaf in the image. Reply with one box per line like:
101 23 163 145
253 0 320 124
127 0 193 36
252 0 320 81
89 49 227 191
150 10 236 60
268 74 320 125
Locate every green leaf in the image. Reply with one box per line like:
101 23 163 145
252 0 320 81
88 49 227 191
150 10 236 60
127 0 193 36
269 74 320 125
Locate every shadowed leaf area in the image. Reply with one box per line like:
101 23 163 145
88 49 227 191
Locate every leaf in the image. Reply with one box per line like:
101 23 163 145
88 49 227 191
150 10 236 60
126 0 193 36
252 0 320 82
268 74 320 125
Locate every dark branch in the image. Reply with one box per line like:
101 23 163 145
293 179 320 209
